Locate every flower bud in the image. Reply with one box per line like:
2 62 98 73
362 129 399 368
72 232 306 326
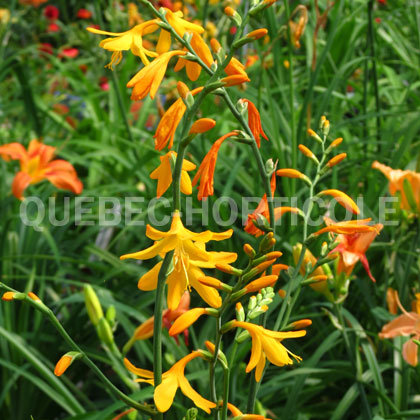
221 74 250 87
215 263 242 276
198 276 233 292
326 153 347 168
235 302 245 321
298 144 319 164
84 285 104 327
246 28 268 40
224 7 242 25
307 128 323 144
54 351 81 376
243 243 256 259
97 317 114 346
189 118 216 134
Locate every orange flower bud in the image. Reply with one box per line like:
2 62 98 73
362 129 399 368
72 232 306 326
169 308 208 336
272 264 289 276
246 28 268 40
210 38 222 53
278 289 287 298
28 292 41 302
276 168 310 185
54 355 73 376
283 59 290 69
198 276 232 292
205 340 215 354
318 189 360 214
2 292 15 301
308 275 328 282
264 251 283 260
215 263 242 276
245 275 278 293
224 6 236 17
327 153 347 168
298 144 318 161
189 118 216 134
177 81 190 100
261 304 269 312
330 137 343 148
290 319 312 329
386 287 398 315
243 243 256 258
221 74 250 87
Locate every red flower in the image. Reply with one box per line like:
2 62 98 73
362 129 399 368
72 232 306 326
99 76 109 91
76 8 92 19
43 5 59 20
59 48 79 59
378 0 386 4
39 43 53 55
375 17 381 23
47 22 60 32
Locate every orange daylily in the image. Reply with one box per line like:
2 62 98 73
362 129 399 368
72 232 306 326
87 21 160 67
379 291 420 366
325 217 383 281
232 321 307 381
120 211 237 309
124 351 216 413
0 139 83 200
242 99 268 148
154 86 203 151
372 161 420 213
192 131 238 200
127 50 186 101
150 151 196 197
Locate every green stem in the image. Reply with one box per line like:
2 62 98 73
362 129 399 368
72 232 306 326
0 282 156 416
153 252 173 420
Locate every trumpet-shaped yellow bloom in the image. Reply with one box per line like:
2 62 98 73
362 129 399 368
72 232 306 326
124 351 216 413
150 151 196 198
120 212 237 309
127 50 186 101
87 21 160 67
233 321 307 381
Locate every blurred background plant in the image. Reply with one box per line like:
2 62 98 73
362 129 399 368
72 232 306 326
0 0 420 419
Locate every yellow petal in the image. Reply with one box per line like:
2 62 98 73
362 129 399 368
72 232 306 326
156 29 172 54
154 373 179 412
189 266 222 308
121 235 177 260
167 269 188 310
246 333 262 373
178 375 216 414
180 169 193 195
169 308 207 336
138 261 162 291
318 189 360 215
123 358 154 379
255 352 266 382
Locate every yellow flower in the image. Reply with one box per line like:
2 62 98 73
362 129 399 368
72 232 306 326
232 321 307 381
124 351 216 413
120 212 237 309
127 50 186 101
227 402 272 419
150 151 196 198
87 21 160 68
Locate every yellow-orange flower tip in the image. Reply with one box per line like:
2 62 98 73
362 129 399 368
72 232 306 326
246 28 268 40
210 38 222 53
245 275 278 293
276 168 311 184
330 137 343 148
313 219 377 236
283 59 290 69
28 292 41 302
298 144 318 162
290 319 312 330
255 259 276 273
261 305 269 312
205 340 216 354
307 129 317 137
222 74 250 87
2 291 15 301
308 274 328 282
278 289 287 298
177 81 190 99
189 118 216 134
243 243 256 258
215 263 242 277
169 308 208 336
327 153 347 168
54 354 74 376
198 276 223 290
318 189 360 215
272 264 289 276
386 288 398 315
264 251 283 260
224 6 236 17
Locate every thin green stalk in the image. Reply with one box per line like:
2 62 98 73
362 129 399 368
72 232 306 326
153 252 173 420
0 282 156 416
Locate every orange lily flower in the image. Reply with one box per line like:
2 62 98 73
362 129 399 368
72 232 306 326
150 151 196 198
372 161 420 213
154 86 203 151
232 321 307 381
174 33 214 81
87 20 160 67
241 99 268 147
127 50 186 101
0 139 83 200
379 291 420 366
324 217 383 281
313 218 379 236
124 351 216 413
192 131 238 200
120 211 237 309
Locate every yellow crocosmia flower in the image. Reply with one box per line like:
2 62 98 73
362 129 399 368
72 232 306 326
87 21 160 68
164 9 204 38
174 33 214 81
124 351 216 413
127 50 186 101
150 151 196 198
120 212 236 309
232 321 307 382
